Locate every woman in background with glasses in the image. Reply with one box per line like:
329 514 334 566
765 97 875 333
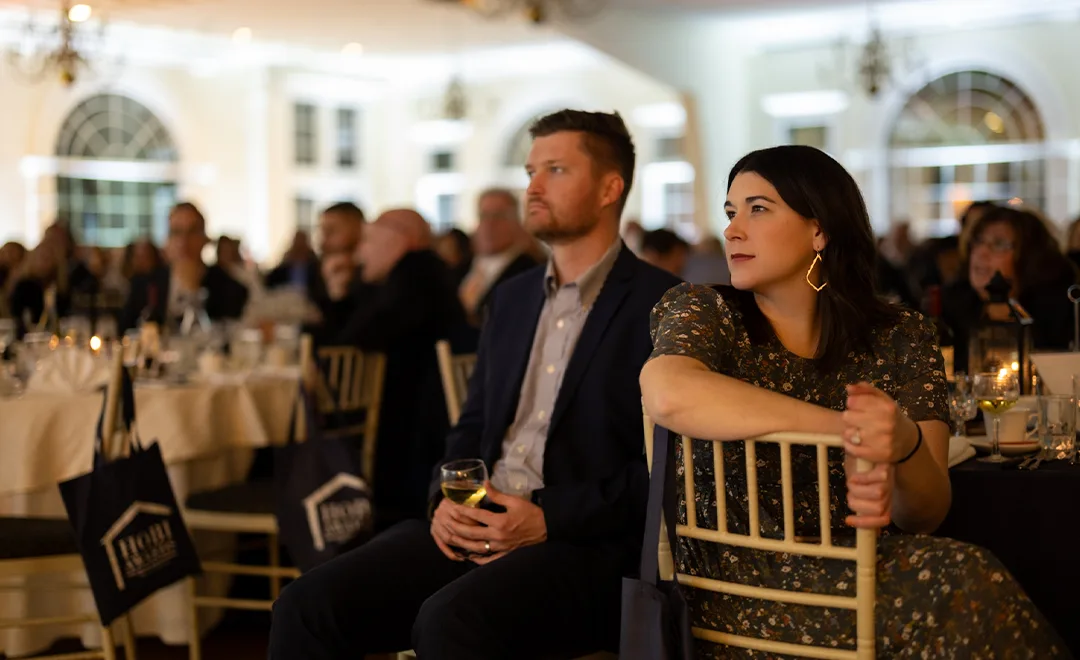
943 205 1079 370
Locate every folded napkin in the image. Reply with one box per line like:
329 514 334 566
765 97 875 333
948 436 976 467
26 347 110 394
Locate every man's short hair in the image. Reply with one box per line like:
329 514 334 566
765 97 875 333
323 201 366 224
529 110 636 215
170 202 206 233
478 188 521 220
641 228 689 256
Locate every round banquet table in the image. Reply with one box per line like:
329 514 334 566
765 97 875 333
937 457 1080 655
0 371 298 657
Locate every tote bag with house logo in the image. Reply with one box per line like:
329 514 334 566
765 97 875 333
58 369 201 625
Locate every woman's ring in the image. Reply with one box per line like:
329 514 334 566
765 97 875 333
484 541 491 554
851 430 862 446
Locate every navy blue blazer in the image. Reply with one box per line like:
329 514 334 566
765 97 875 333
430 245 682 567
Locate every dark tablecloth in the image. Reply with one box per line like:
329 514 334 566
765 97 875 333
937 458 1080 654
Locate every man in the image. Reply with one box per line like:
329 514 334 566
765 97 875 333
119 202 248 332
319 201 365 256
322 209 465 520
456 188 541 348
264 230 321 295
269 109 682 659
640 227 690 277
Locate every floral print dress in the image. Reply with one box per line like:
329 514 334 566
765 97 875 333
649 283 1069 659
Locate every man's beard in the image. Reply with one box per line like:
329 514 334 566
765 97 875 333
529 209 599 245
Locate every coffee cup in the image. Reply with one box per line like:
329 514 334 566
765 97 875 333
982 408 1037 444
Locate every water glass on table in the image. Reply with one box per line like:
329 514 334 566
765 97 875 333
948 372 977 439
1038 394 1077 461
974 371 1020 464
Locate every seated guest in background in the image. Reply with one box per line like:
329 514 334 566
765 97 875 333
943 205 1078 371
122 238 162 282
216 236 263 299
682 234 731 286
0 241 27 298
640 227 690 277
458 188 541 328
322 208 464 519
264 230 323 299
269 109 682 659
319 201 365 256
119 202 248 332
875 236 918 308
8 243 67 336
642 145 1066 656
434 228 473 288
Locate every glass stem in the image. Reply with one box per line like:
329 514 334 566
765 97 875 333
992 413 1002 459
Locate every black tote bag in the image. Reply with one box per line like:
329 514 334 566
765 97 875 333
274 387 373 572
619 423 695 660
58 369 202 626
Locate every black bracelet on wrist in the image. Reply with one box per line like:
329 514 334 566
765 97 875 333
895 423 923 464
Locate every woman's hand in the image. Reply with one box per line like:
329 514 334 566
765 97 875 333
840 382 919 528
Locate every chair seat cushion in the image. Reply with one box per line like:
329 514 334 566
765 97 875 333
0 517 79 560
186 480 276 515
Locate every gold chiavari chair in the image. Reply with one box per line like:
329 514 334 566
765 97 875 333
434 340 477 426
0 348 136 660
643 415 877 660
314 345 386 486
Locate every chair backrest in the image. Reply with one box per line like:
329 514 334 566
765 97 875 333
311 344 387 485
643 415 877 660
435 340 477 426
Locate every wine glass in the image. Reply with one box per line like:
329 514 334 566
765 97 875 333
974 371 1020 464
440 459 489 508
948 373 978 439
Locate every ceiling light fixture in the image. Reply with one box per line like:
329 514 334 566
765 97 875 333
6 1 105 86
434 0 607 24
67 4 92 23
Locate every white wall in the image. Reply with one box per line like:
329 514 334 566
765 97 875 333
563 8 1080 237
0 36 679 264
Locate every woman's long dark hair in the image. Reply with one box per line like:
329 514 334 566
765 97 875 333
727 145 901 373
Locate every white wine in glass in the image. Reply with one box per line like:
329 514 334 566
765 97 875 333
440 459 488 508
973 371 1020 463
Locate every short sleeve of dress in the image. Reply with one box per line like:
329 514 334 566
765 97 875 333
648 282 736 373
889 311 949 423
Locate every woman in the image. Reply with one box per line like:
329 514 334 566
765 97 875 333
640 145 1067 658
943 206 1078 371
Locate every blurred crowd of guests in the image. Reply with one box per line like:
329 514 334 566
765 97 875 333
875 202 1080 373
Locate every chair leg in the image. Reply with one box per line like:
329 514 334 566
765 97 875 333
101 623 118 660
269 532 282 600
121 612 136 660
187 576 202 660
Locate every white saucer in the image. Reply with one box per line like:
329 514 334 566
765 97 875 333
967 435 1040 456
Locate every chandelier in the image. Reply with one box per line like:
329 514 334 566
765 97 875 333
857 26 890 98
6 1 103 86
437 0 607 24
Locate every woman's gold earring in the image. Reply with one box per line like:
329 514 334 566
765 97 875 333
806 251 828 292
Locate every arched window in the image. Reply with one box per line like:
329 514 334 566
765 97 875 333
55 94 179 247
888 71 1046 237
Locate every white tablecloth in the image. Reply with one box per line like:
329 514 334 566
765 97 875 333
0 372 298 656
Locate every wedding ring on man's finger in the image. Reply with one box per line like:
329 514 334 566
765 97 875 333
484 541 491 554
851 430 862 446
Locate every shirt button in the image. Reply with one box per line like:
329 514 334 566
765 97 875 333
556 319 565 329
516 444 526 454
546 364 555 374
537 410 546 421
515 481 525 491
